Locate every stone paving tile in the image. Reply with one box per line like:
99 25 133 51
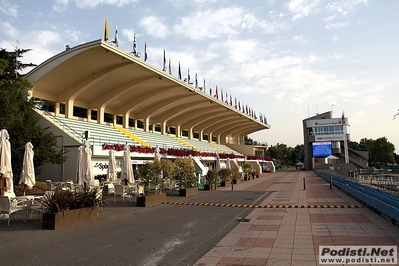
194 172 399 266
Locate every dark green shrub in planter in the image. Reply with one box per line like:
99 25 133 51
205 170 218 190
218 168 232 187
174 157 197 189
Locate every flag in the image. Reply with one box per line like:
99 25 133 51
114 24 118 47
342 111 345 125
104 17 109 41
187 69 190 83
230 95 232 105
169 58 172 75
132 33 136 54
195 73 198 88
215 86 218 99
209 86 212 96
235 97 237 108
163 49 166 70
203 79 206 92
221 89 224 102
144 42 148 61
178 62 181 79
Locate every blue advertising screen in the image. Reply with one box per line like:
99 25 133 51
312 142 332 157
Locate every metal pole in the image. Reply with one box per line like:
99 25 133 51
330 176 333 189
303 178 306 190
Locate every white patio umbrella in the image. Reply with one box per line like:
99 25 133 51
226 158 231 171
76 144 83 185
154 145 161 162
107 149 117 182
77 140 95 188
0 128 13 196
19 142 35 192
121 144 134 185
215 154 221 172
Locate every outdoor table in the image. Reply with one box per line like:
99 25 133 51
13 195 44 222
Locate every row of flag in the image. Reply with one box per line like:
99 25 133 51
103 17 267 126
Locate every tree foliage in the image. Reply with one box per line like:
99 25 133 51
0 48 64 183
348 137 395 166
173 157 196 188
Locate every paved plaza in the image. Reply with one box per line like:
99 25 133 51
195 170 399 266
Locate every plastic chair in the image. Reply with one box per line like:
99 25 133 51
114 185 128 203
29 197 45 222
0 196 27 226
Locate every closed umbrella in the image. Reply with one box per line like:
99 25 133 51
107 149 117 182
121 144 134 185
76 144 84 185
77 140 95 189
0 128 13 196
215 154 221 172
226 158 231 170
154 146 161 162
19 142 35 193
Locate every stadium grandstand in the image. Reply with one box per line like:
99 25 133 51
26 40 274 182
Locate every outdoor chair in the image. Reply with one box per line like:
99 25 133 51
114 185 129 203
46 180 53 191
96 187 104 210
0 196 27 226
149 184 160 193
127 183 139 200
28 197 46 222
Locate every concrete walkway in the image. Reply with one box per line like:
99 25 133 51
194 170 399 266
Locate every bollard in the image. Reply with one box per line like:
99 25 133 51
330 176 333 189
303 177 306 190
231 181 234 191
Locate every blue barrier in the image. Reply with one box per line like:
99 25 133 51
316 171 399 222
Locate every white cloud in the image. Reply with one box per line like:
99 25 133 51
0 0 18 17
53 0 70 12
173 7 287 40
325 21 350 29
140 16 170 38
286 0 321 21
332 35 339 42
326 0 368 15
293 35 310 44
65 29 82 42
1 21 18 39
53 0 138 10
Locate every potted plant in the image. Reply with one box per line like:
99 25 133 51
41 187 103 230
173 157 198 197
231 167 242 184
160 158 176 194
135 161 166 207
242 162 252 181
204 170 218 190
218 168 232 187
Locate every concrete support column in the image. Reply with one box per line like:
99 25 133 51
55 102 60 116
87 109 91 121
144 117 150 132
65 99 74 118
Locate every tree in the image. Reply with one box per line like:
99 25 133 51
370 137 395 166
0 48 65 183
173 157 196 188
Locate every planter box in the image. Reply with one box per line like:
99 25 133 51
42 206 101 230
136 193 166 207
220 181 226 187
204 184 217 191
179 187 198 197
232 179 242 184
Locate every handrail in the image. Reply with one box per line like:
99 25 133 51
38 109 83 143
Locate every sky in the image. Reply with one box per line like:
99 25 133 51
1 0 399 151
